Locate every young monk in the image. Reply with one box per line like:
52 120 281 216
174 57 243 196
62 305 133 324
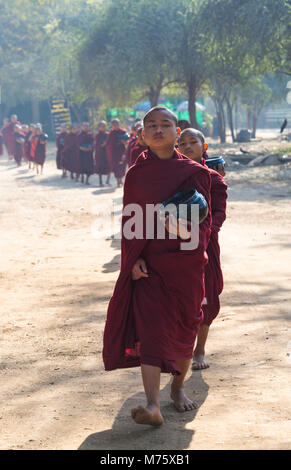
106 119 128 187
32 124 48 175
129 127 148 166
13 124 25 166
26 124 36 169
178 128 227 370
62 124 80 181
103 107 212 426
21 124 29 162
6 115 21 159
56 124 67 175
95 121 110 187
77 122 94 185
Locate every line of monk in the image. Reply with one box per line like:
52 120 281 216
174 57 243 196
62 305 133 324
55 119 147 186
1 115 48 174
1 107 227 428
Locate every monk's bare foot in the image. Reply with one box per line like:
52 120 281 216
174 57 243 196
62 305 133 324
170 386 198 412
192 353 209 370
131 405 164 426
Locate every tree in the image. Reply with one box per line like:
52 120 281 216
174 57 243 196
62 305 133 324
78 0 185 109
204 0 288 142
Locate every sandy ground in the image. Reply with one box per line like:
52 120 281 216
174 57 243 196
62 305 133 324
0 132 290 450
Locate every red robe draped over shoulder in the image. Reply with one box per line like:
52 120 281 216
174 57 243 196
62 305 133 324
95 131 109 175
106 129 127 178
202 168 227 326
103 148 212 376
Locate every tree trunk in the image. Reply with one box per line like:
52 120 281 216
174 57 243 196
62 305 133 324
188 78 199 128
234 102 238 138
247 110 251 130
226 96 236 143
148 87 160 108
214 98 226 143
252 112 258 139
148 75 164 108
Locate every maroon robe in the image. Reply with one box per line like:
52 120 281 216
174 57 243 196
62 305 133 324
13 131 25 165
201 167 227 326
95 131 109 174
106 128 127 178
77 131 94 176
129 142 148 166
0 132 3 156
103 148 212 376
56 132 67 170
33 134 47 165
62 132 80 174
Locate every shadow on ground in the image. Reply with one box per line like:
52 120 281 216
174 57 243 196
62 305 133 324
78 371 209 450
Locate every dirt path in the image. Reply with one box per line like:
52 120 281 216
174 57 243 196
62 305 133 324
0 139 290 450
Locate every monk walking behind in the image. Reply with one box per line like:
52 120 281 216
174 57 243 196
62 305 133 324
178 128 228 370
95 121 110 187
78 122 94 185
103 107 212 426
106 119 128 187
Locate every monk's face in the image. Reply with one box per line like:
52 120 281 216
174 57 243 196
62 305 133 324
178 131 203 163
99 123 106 132
11 116 18 123
82 124 89 132
111 121 120 130
143 110 178 151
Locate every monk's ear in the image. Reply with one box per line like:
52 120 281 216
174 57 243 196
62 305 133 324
177 127 181 136
204 143 208 151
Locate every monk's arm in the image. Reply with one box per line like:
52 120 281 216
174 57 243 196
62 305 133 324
211 173 228 233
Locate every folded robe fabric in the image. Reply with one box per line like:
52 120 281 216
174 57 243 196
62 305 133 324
103 148 212 376
201 166 227 326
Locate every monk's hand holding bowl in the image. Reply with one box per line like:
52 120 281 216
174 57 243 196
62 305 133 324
165 215 191 240
216 163 226 177
131 258 149 281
